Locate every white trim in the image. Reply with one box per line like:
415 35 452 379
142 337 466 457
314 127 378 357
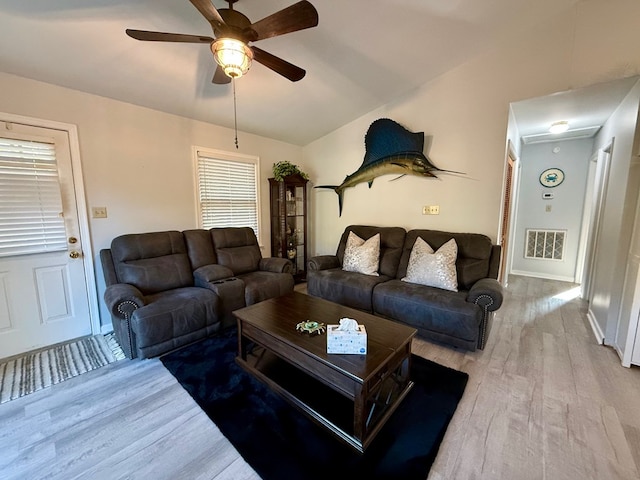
192 146 262 246
0 111 100 335
506 148 521 285
509 269 575 283
620 254 640 367
587 308 606 345
575 153 598 284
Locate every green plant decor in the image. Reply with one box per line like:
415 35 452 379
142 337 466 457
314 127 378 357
272 161 309 181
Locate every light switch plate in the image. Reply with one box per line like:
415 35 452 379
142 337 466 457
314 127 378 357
92 207 107 218
422 205 440 215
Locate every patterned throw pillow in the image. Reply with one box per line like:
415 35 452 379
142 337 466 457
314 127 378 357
342 231 380 276
401 237 458 291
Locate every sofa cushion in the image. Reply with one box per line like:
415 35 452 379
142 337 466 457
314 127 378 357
110 231 193 295
373 279 481 345
402 237 458 291
211 227 262 275
307 268 390 312
342 232 380 276
183 229 218 270
398 230 493 290
336 226 406 278
238 271 295 305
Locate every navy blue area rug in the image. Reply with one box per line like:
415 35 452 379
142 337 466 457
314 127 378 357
160 329 468 480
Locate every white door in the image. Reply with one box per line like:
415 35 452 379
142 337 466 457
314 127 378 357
0 122 92 359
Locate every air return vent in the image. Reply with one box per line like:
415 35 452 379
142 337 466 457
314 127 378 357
525 229 566 260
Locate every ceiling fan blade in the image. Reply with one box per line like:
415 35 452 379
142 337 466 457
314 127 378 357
189 0 226 28
212 65 232 84
126 29 213 43
189 0 226 30
252 46 306 82
247 1 318 41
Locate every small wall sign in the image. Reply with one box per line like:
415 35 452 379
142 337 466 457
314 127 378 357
539 168 565 188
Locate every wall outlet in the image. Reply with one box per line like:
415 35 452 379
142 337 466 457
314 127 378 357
92 207 108 218
422 205 440 215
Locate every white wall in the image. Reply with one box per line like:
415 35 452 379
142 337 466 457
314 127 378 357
4 0 640 343
0 72 303 328
589 80 640 346
511 138 593 281
302 0 640 259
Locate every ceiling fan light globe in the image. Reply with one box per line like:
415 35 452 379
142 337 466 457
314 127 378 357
212 38 253 79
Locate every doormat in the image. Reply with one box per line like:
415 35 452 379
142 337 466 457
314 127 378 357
161 329 469 480
0 335 119 404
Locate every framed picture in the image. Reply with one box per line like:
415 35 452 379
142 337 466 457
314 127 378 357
539 168 565 188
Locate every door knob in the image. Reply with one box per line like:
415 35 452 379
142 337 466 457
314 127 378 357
69 251 81 259
68 236 78 244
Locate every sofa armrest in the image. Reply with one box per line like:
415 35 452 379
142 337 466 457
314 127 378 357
308 255 340 271
193 264 235 285
466 278 503 311
104 283 145 319
259 257 294 274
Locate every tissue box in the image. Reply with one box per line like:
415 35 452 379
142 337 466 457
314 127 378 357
326 324 367 354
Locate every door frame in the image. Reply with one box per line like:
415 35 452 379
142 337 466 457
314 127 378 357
498 140 520 286
1 111 100 335
576 151 599 292
586 142 613 303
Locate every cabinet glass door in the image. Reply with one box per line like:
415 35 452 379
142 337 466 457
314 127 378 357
269 174 308 282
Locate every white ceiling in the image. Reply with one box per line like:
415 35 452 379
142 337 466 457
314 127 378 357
0 0 609 146
512 75 640 145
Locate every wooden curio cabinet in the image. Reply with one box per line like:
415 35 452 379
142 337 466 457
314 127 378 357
269 173 308 282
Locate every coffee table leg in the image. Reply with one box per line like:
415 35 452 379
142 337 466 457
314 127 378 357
237 321 248 361
353 384 365 442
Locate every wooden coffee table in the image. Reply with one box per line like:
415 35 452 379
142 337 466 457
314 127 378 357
234 292 417 453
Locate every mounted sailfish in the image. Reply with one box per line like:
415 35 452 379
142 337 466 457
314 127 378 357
315 118 463 216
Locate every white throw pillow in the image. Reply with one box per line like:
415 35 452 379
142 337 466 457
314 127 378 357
401 237 458 291
342 232 380 276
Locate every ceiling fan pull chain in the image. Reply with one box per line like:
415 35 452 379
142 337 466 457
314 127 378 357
233 77 239 149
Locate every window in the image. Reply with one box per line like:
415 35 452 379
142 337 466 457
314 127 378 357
194 147 261 240
0 136 66 257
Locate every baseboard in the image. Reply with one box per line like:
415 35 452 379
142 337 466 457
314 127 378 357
586 309 605 345
509 269 576 283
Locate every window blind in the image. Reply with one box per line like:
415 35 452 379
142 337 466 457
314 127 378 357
0 137 66 257
196 153 259 237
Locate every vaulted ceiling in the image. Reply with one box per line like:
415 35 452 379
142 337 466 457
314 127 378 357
0 0 598 146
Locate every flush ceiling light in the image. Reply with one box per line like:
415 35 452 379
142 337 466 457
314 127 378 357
211 37 253 79
549 121 570 134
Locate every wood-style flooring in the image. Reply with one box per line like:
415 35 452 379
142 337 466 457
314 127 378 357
1 275 639 479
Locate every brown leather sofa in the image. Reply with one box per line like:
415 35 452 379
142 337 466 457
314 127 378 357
101 227 294 359
307 225 503 351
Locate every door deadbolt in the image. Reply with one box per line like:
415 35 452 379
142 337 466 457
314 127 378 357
68 236 78 244
69 251 81 259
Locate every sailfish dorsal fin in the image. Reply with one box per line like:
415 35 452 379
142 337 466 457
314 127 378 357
361 118 425 168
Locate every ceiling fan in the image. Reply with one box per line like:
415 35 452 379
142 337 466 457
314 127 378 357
126 0 319 84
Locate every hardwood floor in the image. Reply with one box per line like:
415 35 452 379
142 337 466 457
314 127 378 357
1 276 639 479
